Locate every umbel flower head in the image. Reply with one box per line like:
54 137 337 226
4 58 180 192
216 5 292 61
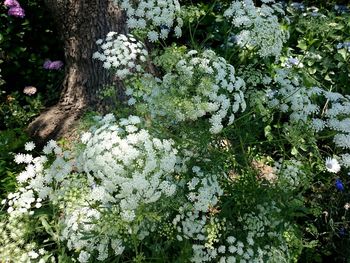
93 33 148 79
224 0 288 59
325 157 341 173
126 48 246 134
113 0 183 42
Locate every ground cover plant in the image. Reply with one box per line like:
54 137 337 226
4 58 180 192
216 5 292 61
1 0 350 262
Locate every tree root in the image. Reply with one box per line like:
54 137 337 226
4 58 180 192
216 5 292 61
27 103 83 147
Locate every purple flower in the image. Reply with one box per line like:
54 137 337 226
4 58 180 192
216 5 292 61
4 0 20 7
8 6 25 18
43 60 52 69
49 61 64 70
43 60 64 70
335 179 345 192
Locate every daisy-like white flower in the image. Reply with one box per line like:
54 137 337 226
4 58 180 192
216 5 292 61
325 157 341 173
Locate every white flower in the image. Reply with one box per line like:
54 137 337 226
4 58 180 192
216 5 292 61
24 141 35 151
121 210 136 222
28 250 39 259
14 153 33 164
224 0 288 59
340 153 350 168
81 132 92 144
94 33 148 79
128 97 136 105
78 251 91 263
227 236 236 244
325 157 341 173
174 26 182 37
147 31 159 42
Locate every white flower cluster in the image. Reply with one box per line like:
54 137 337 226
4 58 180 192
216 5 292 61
283 56 303 68
230 202 292 262
114 0 183 42
0 215 50 263
185 201 294 263
266 68 319 123
275 159 307 188
60 114 180 261
2 153 50 216
93 32 148 79
224 0 289 59
265 69 350 169
77 114 178 203
316 91 350 168
127 49 246 134
1 114 183 262
318 92 350 152
172 166 224 262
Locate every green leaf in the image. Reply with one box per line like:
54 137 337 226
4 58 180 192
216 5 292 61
291 147 299 156
264 125 273 141
337 49 347 60
297 40 308 51
39 216 58 241
308 67 316 75
325 74 333 82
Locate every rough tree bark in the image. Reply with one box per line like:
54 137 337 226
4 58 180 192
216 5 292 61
27 0 126 145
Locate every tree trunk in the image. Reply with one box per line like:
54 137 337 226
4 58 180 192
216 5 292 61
27 0 126 145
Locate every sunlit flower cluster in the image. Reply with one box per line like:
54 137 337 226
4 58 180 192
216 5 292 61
59 114 181 261
0 215 50 263
1 114 183 262
93 33 148 79
185 201 295 263
265 68 350 171
266 68 319 123
113 0 183 42
126 48 246 133
224 0 289 59
173 167 224 242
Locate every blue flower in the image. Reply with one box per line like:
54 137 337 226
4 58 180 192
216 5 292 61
334 5 349 14
291 2 305 12
339 227 346 237
335 179 345 192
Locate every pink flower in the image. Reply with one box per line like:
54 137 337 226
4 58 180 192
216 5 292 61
8 6 25 18
23 86 37 96
43 59 64 70
4 0 20 7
